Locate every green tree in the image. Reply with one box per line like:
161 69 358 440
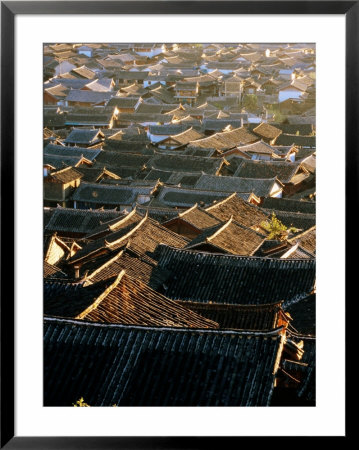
261 213 288 240
242 94 258 112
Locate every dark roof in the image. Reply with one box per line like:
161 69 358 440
269 123 314 135
156 186 234 209
183 147 216 157
274 134 316 148
74 167 120 183
64 111 114 127
165 172 203 187
63 128 104 145
44 143 102 161
202 119 244 132
148 124 187 136
148 154 224 174
103 140 153 154
45 207 123 235
93 151 151 169
234 160 302 184
43 154 88 170
46 166 83 183
118 113 173 124
144 168 174 183
194 174 283 197
72 182 153 206
261 209 316 232
44 278 114 317
205 192 268 228
153 245 316 305
185 218 266 256
65 90 113 104
43 261 69 280
44 317 284 406
285 294 315 336
176 300 284 331
43 110 66 128
107 97 139 108
261 197 315 214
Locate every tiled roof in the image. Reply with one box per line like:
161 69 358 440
205 192 268 228
72 182 153 206
156 186 234 209
164 204 221 231
194 174 282 197
44 317 284 406
45 207 123 235
176 300 284 331
44 143 102 161
185 217 266 256
269 123 314 135
163 127 204 146
261 197 315 214
188 127 258 150
43 154 88 170
44 83 69 99
165 172 203 187
253 122 282 140
183 147 216 157
117 113 173 124
274 134 316 148
148 124 187 136
74 167 120 183
93 151 151 169
153 245 316 305
70 214 189 264
284 294 315 336
288 226 316 254
76 271 218 328
63 128 104 145
65 90 113 104
147 154 224 174
233 160 302 184
107 96 139 108
71 65 96 79
236 140 277 155
45 166 83 184
43 261 69 280
261 209 316 232
84 247 162 288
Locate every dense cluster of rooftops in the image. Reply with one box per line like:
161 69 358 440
43 43 316 407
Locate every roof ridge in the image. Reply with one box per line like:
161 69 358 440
105 212 148 249
178 203 198 217
75 270 126 319
108 208 137 231
207 216 233 241
84 250 124 284
205 192 237 210
44 316 286 337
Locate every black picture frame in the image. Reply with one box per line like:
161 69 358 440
1 1 352 448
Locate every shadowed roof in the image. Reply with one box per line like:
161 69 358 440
44 317 284 406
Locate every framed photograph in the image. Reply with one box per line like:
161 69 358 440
1 1 351 447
